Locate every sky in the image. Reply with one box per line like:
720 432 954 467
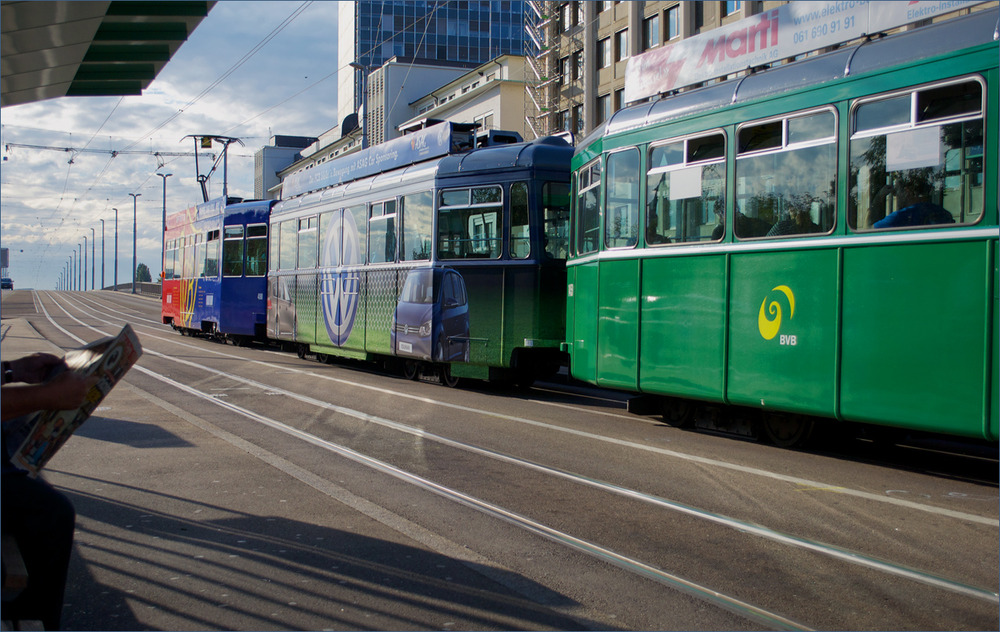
0 1 343 290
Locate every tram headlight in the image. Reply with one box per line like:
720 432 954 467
419 319 432 338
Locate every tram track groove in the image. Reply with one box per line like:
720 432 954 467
37 290 1000 607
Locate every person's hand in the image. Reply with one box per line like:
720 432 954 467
10 353 66 384
45 372 98 410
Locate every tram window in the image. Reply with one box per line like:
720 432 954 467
788 111 835 145
738 120 782 154
222 226 244 277
851 123 983 229
401 191 432 261
735 110 836 239
164 241 177 279
647 132 726 245
348 204 367 264
855 94 909 133
917 81 982 123
319 212 336 267
184 238 195 279
194 234 206 278
575 159 602 255
279 220 297 270
605 149 640 249
437 186 502 259
687 134 725 162
246 224 267 276
297 216 318 269
269 224 280 272
850 79 984 231
510 182 530 259
369 200 397 264
205 230 220 278
543 182 570 260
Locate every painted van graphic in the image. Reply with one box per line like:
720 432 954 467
392 267 470 362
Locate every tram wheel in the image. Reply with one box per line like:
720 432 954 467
296 344 308 359
439 364 460 388
661 397 694 428
402 360 419 380
761 412 815 448
316 353 330 364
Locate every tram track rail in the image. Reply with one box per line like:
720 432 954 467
29 290 1000 629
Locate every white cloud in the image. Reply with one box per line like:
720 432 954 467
1 1 341 289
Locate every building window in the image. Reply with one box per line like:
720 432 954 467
724 1 743 17
556 110 570 132
576 1 585 26
614 29 629 62
573 50 583 81
598 37 611 69
559 56 569 85
572 104 584 134
596 93 611 125
561 3 572 31
667 5 680 40
643 14 660 50
614 88 625 112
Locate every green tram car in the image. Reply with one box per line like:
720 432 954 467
566 11 998 445
267 124 572 386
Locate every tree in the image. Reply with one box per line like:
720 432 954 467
135 263 152 283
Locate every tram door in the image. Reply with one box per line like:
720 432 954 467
596 149 641 391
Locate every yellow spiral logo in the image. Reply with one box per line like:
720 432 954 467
758 285 795 340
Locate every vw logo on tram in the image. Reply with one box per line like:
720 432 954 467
321 211 361 346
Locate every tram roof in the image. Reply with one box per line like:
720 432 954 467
587 10 998 147
437 135 574 177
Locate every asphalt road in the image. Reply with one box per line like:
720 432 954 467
2 288 997 630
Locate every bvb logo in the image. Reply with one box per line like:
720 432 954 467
758 285 795 341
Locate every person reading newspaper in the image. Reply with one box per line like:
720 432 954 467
2 326 140 630
2 353 95 630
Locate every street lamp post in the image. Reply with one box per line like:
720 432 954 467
83 235 87 291
77 243 82 290
113 208 119 290
70 252 75 291
90 227 95 290
129 193 141 294
100 219 106 290
157 173 172 282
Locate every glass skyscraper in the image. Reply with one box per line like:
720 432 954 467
338 1 530 125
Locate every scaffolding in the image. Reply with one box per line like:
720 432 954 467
524 1 560 139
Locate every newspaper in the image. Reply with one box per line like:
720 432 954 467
4 324 142 476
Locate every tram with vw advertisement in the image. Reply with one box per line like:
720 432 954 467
162 197 274 344
567 3 998 445
268 122 572 386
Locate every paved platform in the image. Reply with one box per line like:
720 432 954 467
1 299 582 631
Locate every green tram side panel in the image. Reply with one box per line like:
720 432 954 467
295 272 318 344
993 243 998 441
504 267 541 355
727 249 839 416
841 240 990 439
568 262 599 383
459 267 504 367
597 258 640 390
639 254 726 401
